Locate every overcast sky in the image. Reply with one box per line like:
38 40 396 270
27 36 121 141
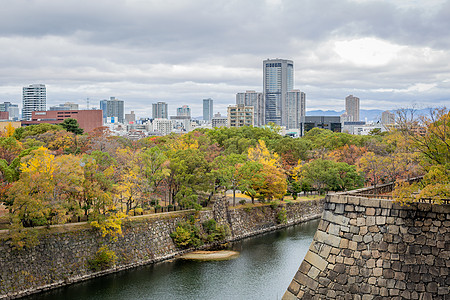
1 0 449 118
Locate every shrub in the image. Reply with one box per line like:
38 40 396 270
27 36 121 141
170 221 203 249
88 245 117 271
277 208 287 224
270 200 280 209
239 199 246 205
202 219 230 243
170 218 230 248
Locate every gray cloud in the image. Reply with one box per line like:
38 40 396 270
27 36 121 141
0 0 449 117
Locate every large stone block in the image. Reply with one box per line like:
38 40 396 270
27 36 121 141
294 271 319 290
360 199 381 208
322 210 350 226
304 251 328 271
282 290 298 300
315 230 341 248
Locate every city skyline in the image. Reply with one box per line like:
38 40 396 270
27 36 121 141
0 1 449 118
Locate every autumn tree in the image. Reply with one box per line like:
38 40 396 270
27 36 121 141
113 148 151 214
80 151 116 217
247 140 287 201
213 154 265 206
6 147 77 227
394 107 450 204
328 144 367 165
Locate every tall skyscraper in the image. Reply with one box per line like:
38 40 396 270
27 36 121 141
345 95 360 122
152 102 168 119
263 59 293 126
22 84 46 121
177 105 191 118
236 90 264 127
286 90 306 129
100 97 124 123
203 98 213 121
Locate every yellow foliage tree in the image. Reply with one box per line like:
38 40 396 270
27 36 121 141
247 140 280 167
247 140 286 200
8 147 57 226
90 210 127 241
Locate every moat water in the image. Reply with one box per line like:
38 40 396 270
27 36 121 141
24 219 319 300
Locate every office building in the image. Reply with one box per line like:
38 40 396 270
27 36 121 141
227 104 254 127
22 84 46 121
0 112 8 120
49 102 79 111
100 97 124 123
203 98 213 121
285 90 306 129
177 105 191 118
170 115 191 132
236 91 264 127
152 102 168 119
263 59 293 126
211 112 227 128
153 118 172 136
345 95 360 122
0 102 19 121
21 110 103 132
300 116 341 136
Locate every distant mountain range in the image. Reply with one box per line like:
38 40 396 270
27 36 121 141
306 109 385 122
306 108 432 123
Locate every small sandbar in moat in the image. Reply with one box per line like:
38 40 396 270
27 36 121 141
180 250 239 261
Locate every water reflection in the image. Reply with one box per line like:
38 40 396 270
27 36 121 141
24 219 319 300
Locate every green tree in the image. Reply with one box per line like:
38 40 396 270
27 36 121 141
60 118 84 135
300 159 363 194
13 123 63 141
164 148 211 207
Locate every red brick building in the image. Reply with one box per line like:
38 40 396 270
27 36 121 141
0 111 9 120
22 110 103 132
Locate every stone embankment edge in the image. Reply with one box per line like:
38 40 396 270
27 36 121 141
282 195 450 299
0 199 324 300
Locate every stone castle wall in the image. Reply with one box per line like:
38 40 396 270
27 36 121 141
0 199 323 299
283 195 450 300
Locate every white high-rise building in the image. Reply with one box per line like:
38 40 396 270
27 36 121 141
236 90 264 127
203 98 213 121
22 84 46 121
345 95 360 122
153 118 172 136
263 59 294 126
286 90 306 129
